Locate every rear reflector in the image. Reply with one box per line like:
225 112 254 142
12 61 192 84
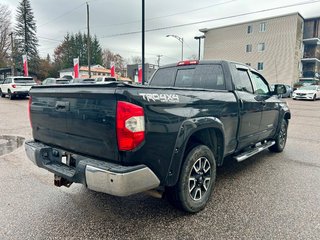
177 60 199 66
116 101 145 151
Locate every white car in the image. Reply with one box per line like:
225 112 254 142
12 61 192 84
292 85 320 101
95 76 117 83
0 76 36 100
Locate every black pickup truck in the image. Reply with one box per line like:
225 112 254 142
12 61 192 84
25 60 290 213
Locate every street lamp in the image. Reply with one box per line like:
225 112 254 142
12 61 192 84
194 35 206 60
166 34 184 61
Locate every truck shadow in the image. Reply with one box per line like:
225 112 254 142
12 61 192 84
76 150 272 219
29 150 276 239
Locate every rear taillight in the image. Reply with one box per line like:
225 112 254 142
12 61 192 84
116 101 145 151
11 84 16 88
28 96 32 127
177 60 199 66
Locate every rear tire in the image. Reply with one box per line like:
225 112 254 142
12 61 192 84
0 89 5 98
8 90 14 100
269 118 288 153
166 145 216 213
313 94 316 101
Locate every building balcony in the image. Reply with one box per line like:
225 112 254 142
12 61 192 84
301 58 320 63
301 71 320 79
303 38 320 45
303 52 320 59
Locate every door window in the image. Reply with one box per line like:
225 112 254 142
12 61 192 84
250 72 270 96
234 69 253 93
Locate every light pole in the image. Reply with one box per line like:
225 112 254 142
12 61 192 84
194 35 206 60
166 35 184 60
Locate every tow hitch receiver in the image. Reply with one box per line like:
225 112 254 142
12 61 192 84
54 174 73 187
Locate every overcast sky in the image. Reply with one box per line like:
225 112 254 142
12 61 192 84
3 0 320 65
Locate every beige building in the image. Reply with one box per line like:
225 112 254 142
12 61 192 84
200 13 304 86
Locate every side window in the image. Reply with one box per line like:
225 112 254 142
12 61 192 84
234 69 253 93
175 68 194 88
150 67 176 87
193 65 225 90
250 72 270 95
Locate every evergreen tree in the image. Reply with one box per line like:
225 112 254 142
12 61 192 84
14 0 39 73
53 32 103 69
91 36 102 65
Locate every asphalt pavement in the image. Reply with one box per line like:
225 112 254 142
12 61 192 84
0 97 319 239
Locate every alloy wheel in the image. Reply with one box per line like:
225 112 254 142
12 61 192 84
188 157 211 201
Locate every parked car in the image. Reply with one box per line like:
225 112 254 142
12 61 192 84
42 78 70 85
0 76 36 99
25 60 290 213
270 84 293 98
292 85 320 101
61 75 73 80
70 78 95 84
95 76 117 83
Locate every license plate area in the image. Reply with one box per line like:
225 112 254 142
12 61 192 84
61 152 76 167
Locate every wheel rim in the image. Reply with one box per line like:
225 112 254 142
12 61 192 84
188 157 211 201
278 121 287 148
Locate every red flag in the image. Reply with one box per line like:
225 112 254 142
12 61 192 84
138 67 142 83
110 64 115 77
22 55 28 76
73 58 79 78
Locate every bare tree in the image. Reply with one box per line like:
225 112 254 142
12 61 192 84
102 49 125 74
0 4 12 67
130 56 142 64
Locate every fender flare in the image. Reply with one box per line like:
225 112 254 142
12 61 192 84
164 117 225 186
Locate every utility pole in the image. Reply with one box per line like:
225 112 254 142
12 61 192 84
142 0 145 85
156 55 163 67
9 32 15 76
87 2 91 78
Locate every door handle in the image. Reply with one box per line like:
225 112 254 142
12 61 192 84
55 101 70 112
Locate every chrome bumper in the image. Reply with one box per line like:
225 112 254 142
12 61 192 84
86 165 160 197
25 140 160 197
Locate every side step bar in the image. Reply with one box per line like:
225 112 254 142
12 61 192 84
234 141 275 162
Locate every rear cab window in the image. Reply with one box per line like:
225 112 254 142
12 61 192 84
150 64 226 90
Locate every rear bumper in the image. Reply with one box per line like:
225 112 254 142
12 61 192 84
25 140 160 196
12 90 29 95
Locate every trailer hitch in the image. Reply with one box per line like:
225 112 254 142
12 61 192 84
54 174 73 187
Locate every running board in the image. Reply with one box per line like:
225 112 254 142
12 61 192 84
234 141 275 162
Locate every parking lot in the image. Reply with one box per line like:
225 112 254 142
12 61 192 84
0 97 319 239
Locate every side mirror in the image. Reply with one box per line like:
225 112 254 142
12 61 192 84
273 84 287 95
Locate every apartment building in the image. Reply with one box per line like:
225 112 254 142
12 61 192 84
200 13 304 86
300 17 320 84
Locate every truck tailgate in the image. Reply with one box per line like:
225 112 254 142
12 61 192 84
29 85 119 161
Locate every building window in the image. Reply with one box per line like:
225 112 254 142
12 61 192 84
246 63 251 66
257 62 264 70
246 44 252 53
247 25 253 34
258 43 265 52
259 22 266 32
